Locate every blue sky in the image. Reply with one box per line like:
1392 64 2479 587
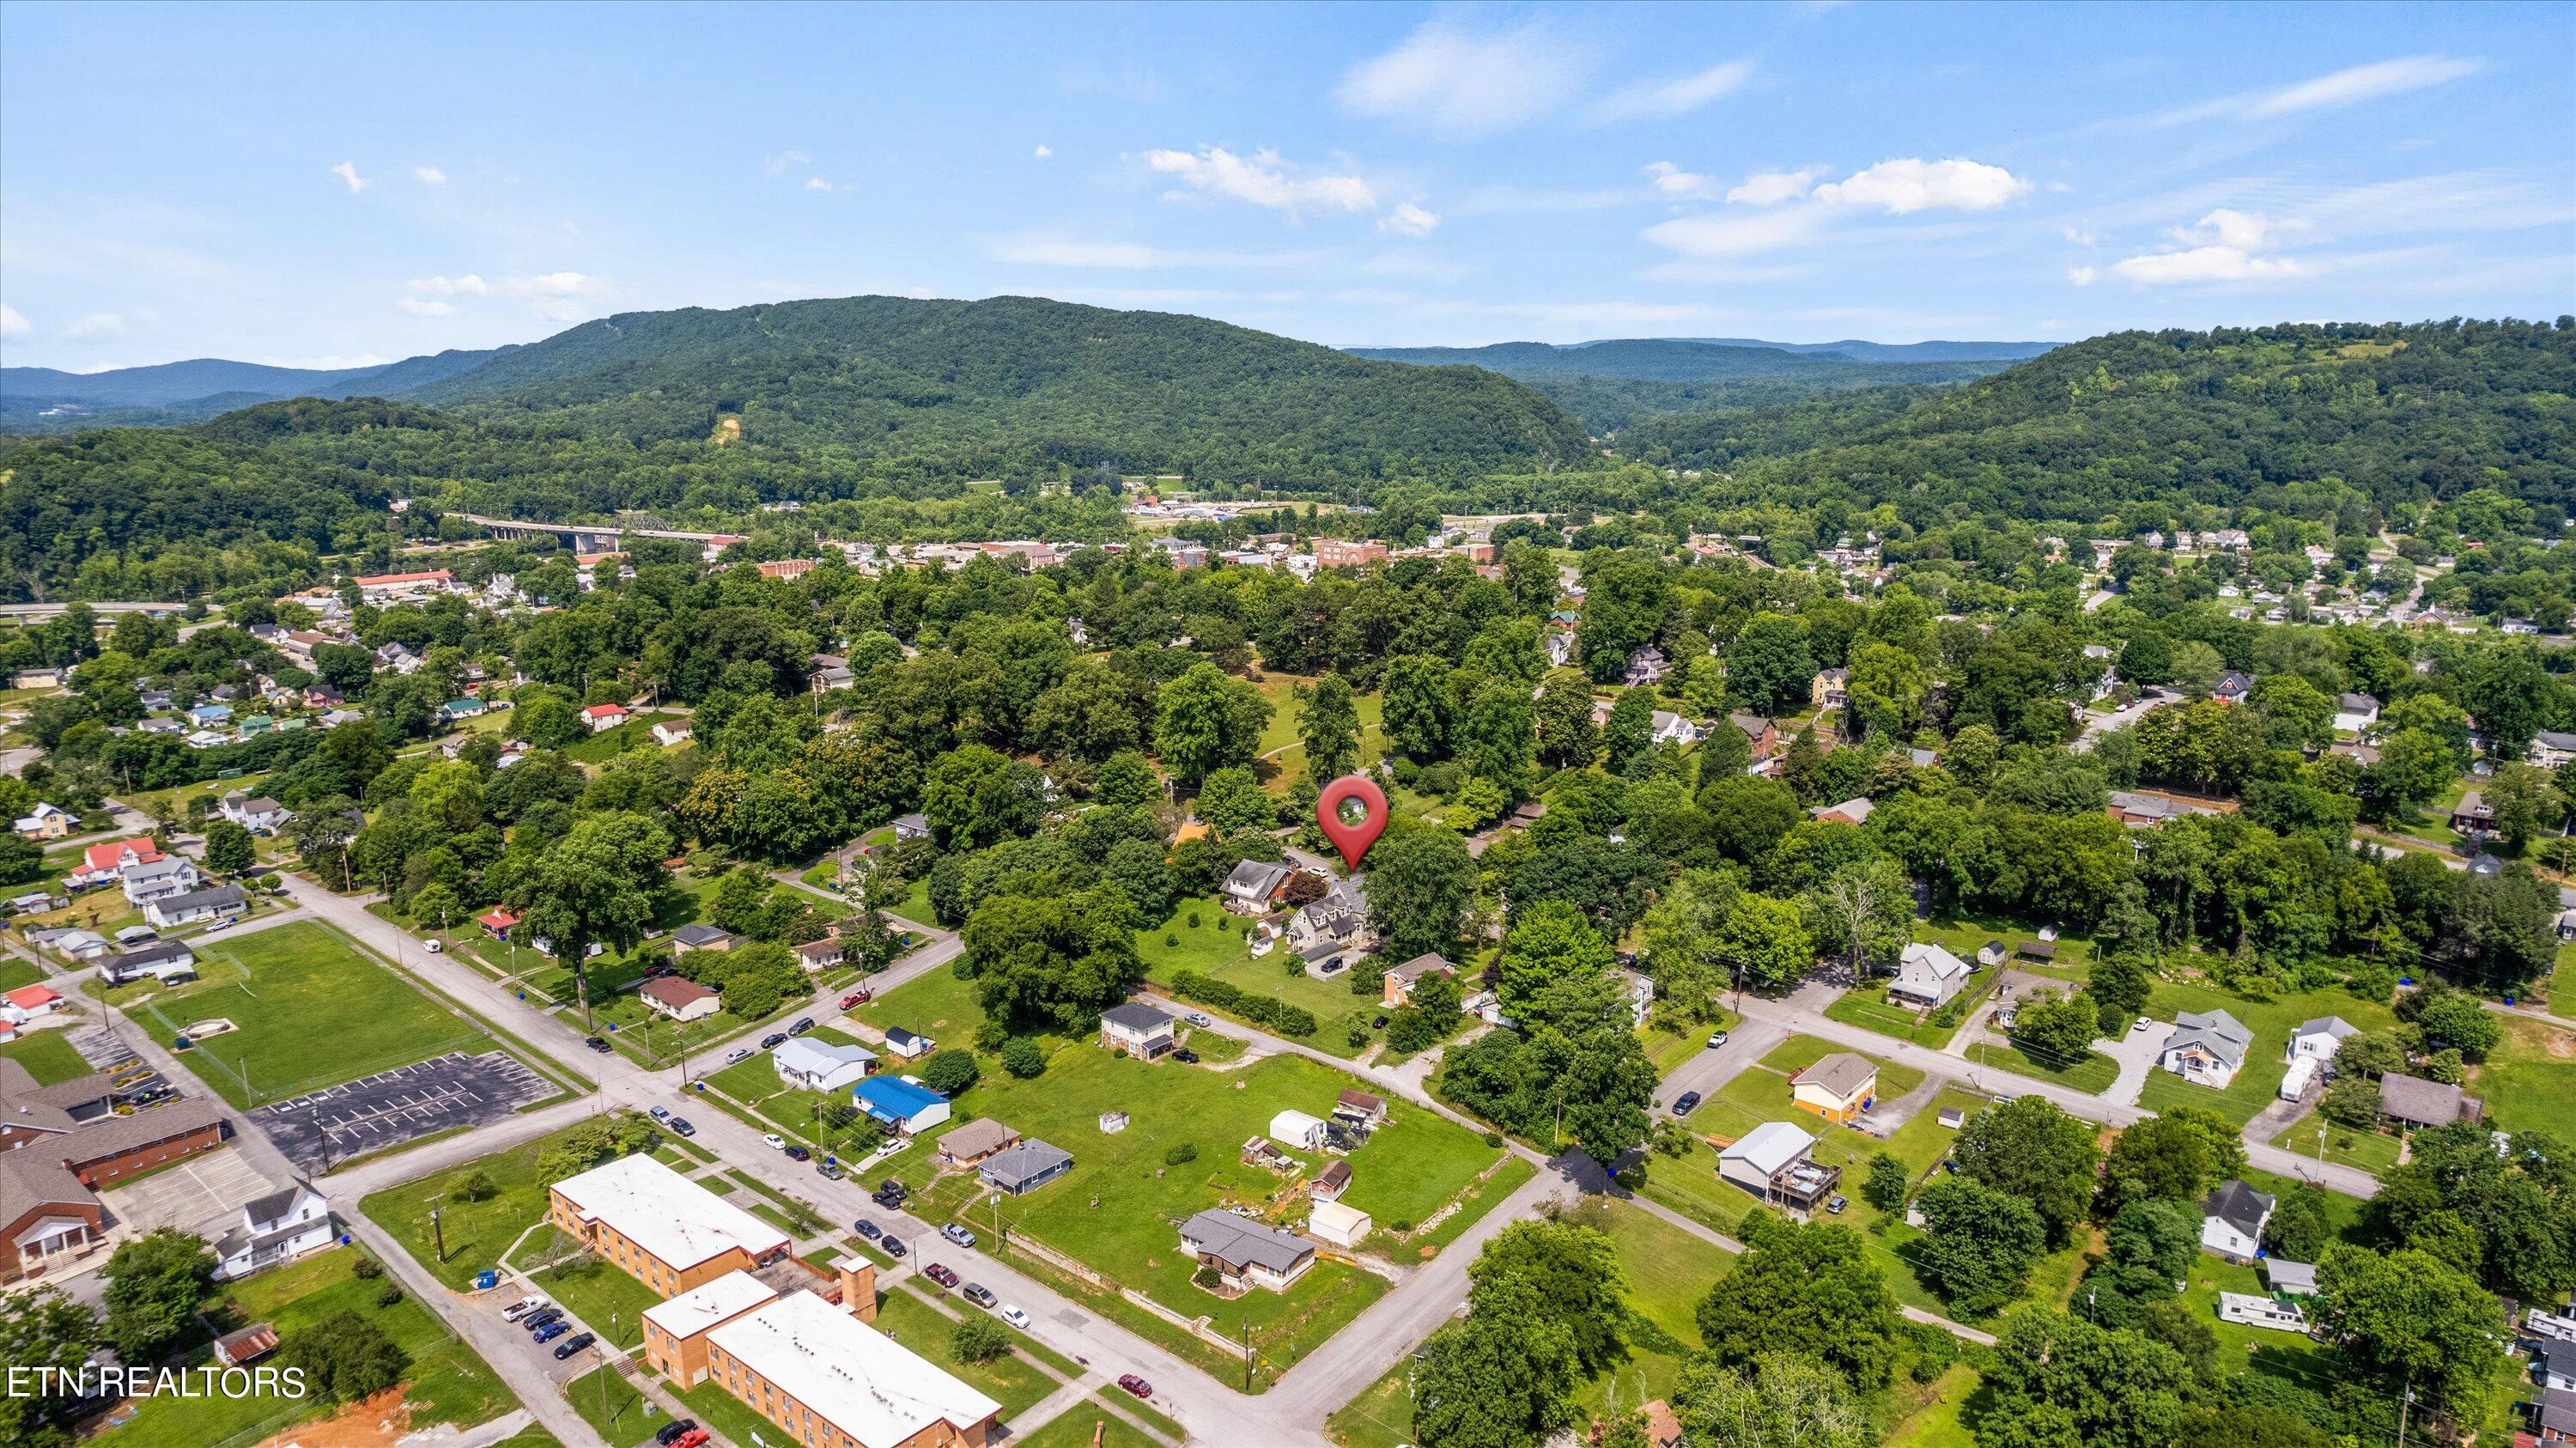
3 1 2570 370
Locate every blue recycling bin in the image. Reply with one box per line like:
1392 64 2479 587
476 1269 499 1290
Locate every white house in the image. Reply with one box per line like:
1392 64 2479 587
2160 1008 2253 1089
212 1180 335 1281
2532 731 2576 769
144 884 247 929
2200 1179 2274 1262
120 855 203 906
1099 1002 1176 1060
2288 1016 2356 1064
650 721 693 747
220 793 291 832
1178 1208 1315 1292
2333 694 2381 734
581 703 629 733
772 1038 877 1092
640 976 720 1023
1649 710 1700 746
1220 860 1294 916
1888 942 1972 1009
1269 1110 1327 1151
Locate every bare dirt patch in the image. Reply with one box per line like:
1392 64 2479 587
255 1385 410 1448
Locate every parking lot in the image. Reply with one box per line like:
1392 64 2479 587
250 1050 557 1172
100 1147 280 1238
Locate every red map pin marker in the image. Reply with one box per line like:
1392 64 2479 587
1315 774 1389 872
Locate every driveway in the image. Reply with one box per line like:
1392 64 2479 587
2098 1019 2174 1107
1656 1017 1788 1121
100 1149 278 1238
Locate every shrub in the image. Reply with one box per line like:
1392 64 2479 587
1163 1142 1199 1166
951 1315 1010 1364
1484 1132 1504 1148
1347 1025 1370 1049
920 1049 980 1095
1904 1321 1957 1383
1193 1265 1223 1291
1187 911 1202 929
375 1284 404 1307
973 1019 1010 1052
1164 934 1178 947
999 1038 1047 1079
350 1256 384 1280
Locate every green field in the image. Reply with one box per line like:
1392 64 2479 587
1576 1201 1735 1415
1323 1360 1416 1448
563 1363 654 1447
142 921 507 1108
536 1255 665 1348
0 953 47 991
2267 1113 2406 1176
92 1245 514 1448
565 710 684 763
0 1027 94 1084
1016 1408 1161 1448
874 1286 1063 1418
1132 893 1378 1056
1955 1035 2120 1094
362 1124 658 1290
2470 1015 2576 1135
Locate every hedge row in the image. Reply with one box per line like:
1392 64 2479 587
1168 970 1321 1038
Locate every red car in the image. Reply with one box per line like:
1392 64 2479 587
671 1432 710 1448
1118 1374 1153 1400
840 989 872 1009
923 1262 959 1289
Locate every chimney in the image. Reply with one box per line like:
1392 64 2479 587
835 1256 877 1323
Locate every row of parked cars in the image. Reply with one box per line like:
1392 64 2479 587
501 1295 595 1360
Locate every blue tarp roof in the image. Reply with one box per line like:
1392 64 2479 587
853 1074 946 1122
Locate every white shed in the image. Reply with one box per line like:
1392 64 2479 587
1269 1110 1327 1151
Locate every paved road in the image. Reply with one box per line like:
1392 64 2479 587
1653 1017 1788 1120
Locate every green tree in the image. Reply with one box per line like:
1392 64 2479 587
2008 988 2099 1068
1710 892 1814 995
1094 751 1162 808
1194 767 1274 837
1671 1352 1873 1448
1914 1175 2049 1314
1952 1097 2100 1245
2482 761 2556 853
1382 654 1454 762
920 1048 980 1095
202 819 256 874
1153 662 1270 784
1297 672 1362 784
1845 642 1927 739
1727 612 1814 715
1365 827 1476 961
1601 688 1656 774
1534 670 1599 770
2311 1244 2507 1427
1467 1219 1631 1374
1862 1152 1911 1212
283 1311 404 1403
100 1228 216 1365
1497 900 1614 1023
1802 858 1911 976
1693 1212 1903 1386
1978 1310 2190 1448
2264 1183 2334 1261
0 1286 98 1448
999 1037 1047 1078
951 1314 1010 1364
2101 1105 2245 1207
958 888 1144 1031
1456 678 1538 801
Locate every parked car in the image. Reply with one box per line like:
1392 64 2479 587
852 1219 883 1239
1706 1030 1730 1048
1172 1047 1199 1063
762 1133 787 1151
532 1319 569 1343
2132 1016 2154 1032
785 1144 811 1162
816 1159 842 1180
501 1297 546 1323
872 1187 905 1208
1118 1374 1153 1399
584 1037 612 1054
666 1116 696 1137
523 1308 563 1333
1000 1305 1032 1330
1183 1012 1212 1027
924 1263 959 1288
941 1223 976 1248
1371 1014 1388 1029
962 1283 996 1308
788 1016 817 1036
669 1430 710 1448
840 989 872 1009
760 1032 789 1050
1673 1091 1703 1116
552 1331 596 1360
647 1105 671 1123
422 939 443 953
880 1236 907 1258
1825 1195 1849 1214
655 1420 701 1447
724 1046 754 1065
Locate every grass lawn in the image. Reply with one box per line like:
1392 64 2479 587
848 961 987 1048
1403 1155 1538 1255
535 1255 665 1348
875 1286 1063 1419
2469 1015 2576 1135
0 1027 94 1085
1885 1364 1984 1448
1133 894 1377 1057
563 1363 655 1447
139 921 506 1108
565 711 684 763
2267 1114 2406 1176
1955 1036 2120 1094
674 1374 794 1448
1571 1200 1735 1416
363 1129 657 1290
1017 1408 1161 1448
1914 914 2094 986
0 954 47 991
1823 983 1975 1049
1324 1360 1416 1448
2131 976 2400 1129
94 1245 515 1448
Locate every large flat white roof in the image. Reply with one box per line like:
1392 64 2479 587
641 1269 778 1341
708 1290 1001 1447
550 1153 790 1274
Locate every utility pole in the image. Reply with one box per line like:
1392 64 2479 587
2317 1122 2328 1170
2397 1380 2414 1447
430 1205 447 1263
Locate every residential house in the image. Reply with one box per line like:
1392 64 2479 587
2160 1009 2253 1089
1649 709 1700 746
547 1154 790 1298
650 721 693 746
375 642 422 675
2534 731 2576 769
936 1119 1020 1169
220 792 290 832
2082 643 2119 698
2451 791 2497 837
10 668 61 690
1310 1159 1352 1202
977 1141 1073 1196
2538 1338 2576 1395
2288 1017 2356 1063
301 684 343 710
2200 1179 2274 1262
11 803 72 840
882 1027 933 1060
1812 667 1850 710
1381 952 1456 1008
1270 1110 1327 1151
1546 631 1577 668
1332 1089 1387 1129
101 939 197 986
189 702 233 727
2107 790 2224 828
772 1038 877 1092
640 977 720 1024
1286 877 1371 961
144 884 247 930
2333 693 2381 733
1813 796 1875 825
1889 942 1972 1009
1716 1122 1841 1214
2212 670 2254 704
1 984 64 1027
670 923 736 954
852 1075 951 1135
1622 647 1669 686
120 854 204 905
892 813 931 842
211 1179 335 1281
1789 1053 1880 1125
1729 713 1783 764
1221 860 1296 916
476 908 519 937
807 654 854 693
2379 1073 2484 1131
790 938 844 971
580 703 629 733
1177 1209 1315 1292
1099 1002 1177 1060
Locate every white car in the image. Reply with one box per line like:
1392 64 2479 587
2132 1016 2153 1032
423 939 444 953
762 1133 787 1151
999 1305 1031 1330
502 1297 546 1323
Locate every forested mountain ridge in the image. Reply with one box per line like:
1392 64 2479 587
0 346 514 429
1348 337 2020 431
1627 319 2576 525
401 294 1590 477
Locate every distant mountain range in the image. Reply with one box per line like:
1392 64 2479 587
0 347 513 425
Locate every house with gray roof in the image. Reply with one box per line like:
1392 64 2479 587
1099 1002 1176 1060
1178 1208 1315 1291
2379 1073 2484 1130
2200 1179 2274 1262
143 883 246 930
978 1141 1072 1196
2159 1008 2253 1089
1220 860 1295 916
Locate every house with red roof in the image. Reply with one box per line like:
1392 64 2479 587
69 837 161 888
581 703 630 733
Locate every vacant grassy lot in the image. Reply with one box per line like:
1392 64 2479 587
363 1126 658 1290
1573 1201 1734 1415
140 921 502 1108
2470 1015 2576 1135
2267 1113 2406 1176
0 953 47 991
563 1363 653 1447
94 1245 514 1448
0 1027 93 1085
873 1286 1063 1419
536 1256 664 1348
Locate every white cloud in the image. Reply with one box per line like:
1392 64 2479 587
503 271 605 298
2197 208 2271 250
1336 17 1595 138
1377 202 1441 238
395 298 455 316
63 311 146 339
1033 144 1053 159
2153 54 2482 127
2100 209 2316 286
1812 157 2029 213
330 161 368 194
399 271 605 319
1643 161 1719 199
0 303 27 338
805 177 835 192
763 151 809 176
1591 59 1755 122
2063 225 2098 246
1453 184 1636 215
2067 265 2100 286
1725 167 1825 206
981 230 1319 270
1144 146 1376 216
405 274 493 296
413 165 447 185
1643 204 1832 258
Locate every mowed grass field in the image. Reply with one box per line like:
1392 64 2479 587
2470 1014 2576 1134
1131 893 1379 1057
141 921 504 1108
0 1027 94 1085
